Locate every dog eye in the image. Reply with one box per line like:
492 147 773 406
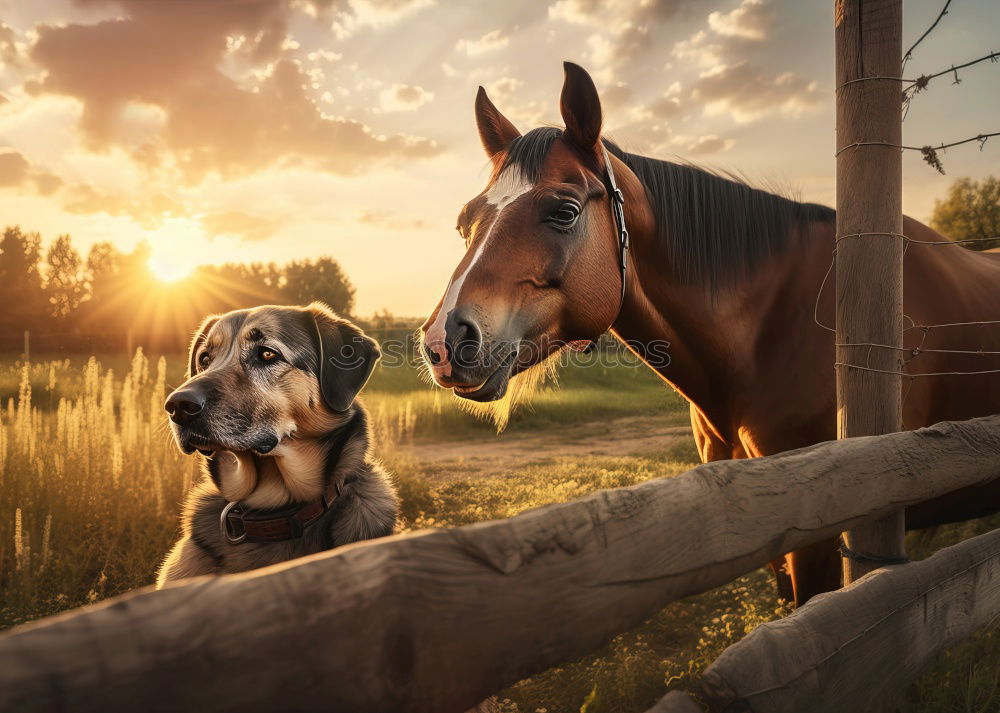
198 352 211 369
258 347 281 363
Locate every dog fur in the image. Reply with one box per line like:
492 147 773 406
156 303 397 588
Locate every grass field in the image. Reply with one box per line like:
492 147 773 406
0 350 996 712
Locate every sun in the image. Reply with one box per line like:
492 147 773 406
148 253 196 283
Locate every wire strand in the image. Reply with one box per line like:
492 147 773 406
903 0 952 71
835 363 1000 378
903 50 1000 96
834 133 1000 174
812 235 1000 360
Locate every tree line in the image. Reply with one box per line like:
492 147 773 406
1 175 993 355
0 226 360 354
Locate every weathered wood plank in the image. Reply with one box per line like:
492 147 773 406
0 416 998 713
700 527 1000 713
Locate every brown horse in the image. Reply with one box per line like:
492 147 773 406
420 62 1000 605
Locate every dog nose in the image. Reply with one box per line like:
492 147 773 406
165 389 206 425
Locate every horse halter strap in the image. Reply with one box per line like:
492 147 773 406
601 144 630 317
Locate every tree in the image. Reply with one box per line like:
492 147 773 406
0 226 47 339
84 241 122 301
280 257 355 316
46 235 85 318
930 176 1000 250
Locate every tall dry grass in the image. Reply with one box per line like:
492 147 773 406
0 352 198 626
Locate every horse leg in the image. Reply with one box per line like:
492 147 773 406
768 557 795 603
785 538 842 606
690 405 800 601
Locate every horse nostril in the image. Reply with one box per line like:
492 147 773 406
451 318 483 368
424 343 442 365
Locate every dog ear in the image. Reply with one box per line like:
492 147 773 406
187 315 220 378
308 303 381 412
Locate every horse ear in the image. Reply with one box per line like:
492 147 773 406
475 86 520 159
560 61 603 154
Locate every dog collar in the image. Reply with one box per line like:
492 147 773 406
220 477 345 545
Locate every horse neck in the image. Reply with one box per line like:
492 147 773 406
611 207 826 422
611 267 745 410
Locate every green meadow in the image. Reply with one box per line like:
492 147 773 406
0 351 995 712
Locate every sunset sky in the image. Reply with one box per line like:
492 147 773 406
0 0 996 315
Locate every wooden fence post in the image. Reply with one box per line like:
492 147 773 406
835 0 906 582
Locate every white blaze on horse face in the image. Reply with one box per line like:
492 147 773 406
425 168 533 380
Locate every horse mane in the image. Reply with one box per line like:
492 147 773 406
500 126 836 291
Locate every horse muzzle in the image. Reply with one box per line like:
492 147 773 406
421 307 522 401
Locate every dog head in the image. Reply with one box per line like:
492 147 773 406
165 302 381 457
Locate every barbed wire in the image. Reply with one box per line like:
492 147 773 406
834 363 1000 378
813 233 1000 381
836 75 916 90
823 3 1000 389
902 0 952 72
903 50 1000 96
902 50 1000 118
835 133 1000 174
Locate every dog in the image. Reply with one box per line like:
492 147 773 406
156 302 398 588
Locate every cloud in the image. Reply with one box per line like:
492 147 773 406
25 1 440 184
306 48 343 63
548 0 609 25
673 0 778 68
61 183 182 228
486 77 523 103
0 150 29 186
0 23 23 68
645 82 685 119
671 30 720 67
668 0 820 123
685 134 734 154
202 211 281 242
378 83 434 112
549 0 700 26
610 81 683 130
708 0 774 40
340 0 435 28
550 0 703 65
690 62 822 122
33 172 63 196
456 29 510 56
0 149 64 195
607 22 650 63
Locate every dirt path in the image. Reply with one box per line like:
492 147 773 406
394 416 693 479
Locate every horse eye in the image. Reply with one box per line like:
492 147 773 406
547 203 580 228
198 352 211 369
259 347 281 363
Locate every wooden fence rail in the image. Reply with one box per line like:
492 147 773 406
0 415 998 713
698 527 1000 713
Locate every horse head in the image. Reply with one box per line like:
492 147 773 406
420 63 647 413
